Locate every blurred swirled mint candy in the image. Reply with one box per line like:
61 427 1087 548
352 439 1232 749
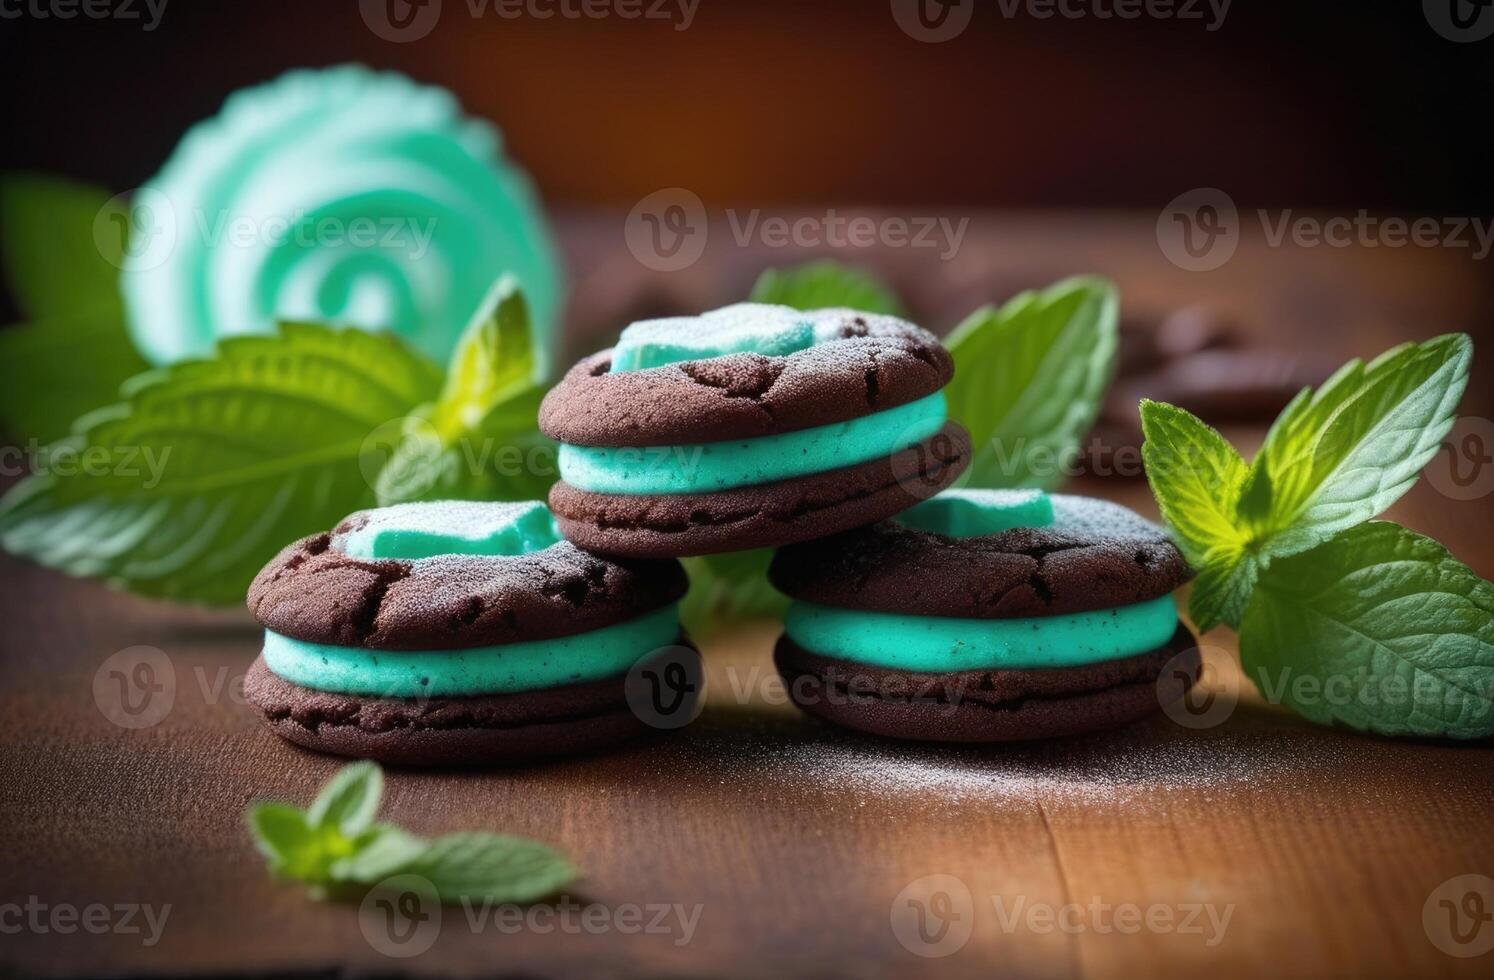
119 65 562 371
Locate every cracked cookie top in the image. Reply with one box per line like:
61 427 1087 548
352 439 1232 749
247 501 688 650
768 493 1192 619
538 304 953 447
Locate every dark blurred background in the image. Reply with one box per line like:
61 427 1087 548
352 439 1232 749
1 0 1490 211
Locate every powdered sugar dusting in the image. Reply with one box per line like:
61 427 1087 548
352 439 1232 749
686 714 1390 810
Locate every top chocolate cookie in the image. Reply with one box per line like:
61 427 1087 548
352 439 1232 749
248 500 688 650
539 304 953 447
769 490 1192 619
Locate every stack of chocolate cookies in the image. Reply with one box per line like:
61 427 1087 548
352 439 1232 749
244 303 1198 765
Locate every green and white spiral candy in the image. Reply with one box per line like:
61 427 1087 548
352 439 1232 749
120 65 562 370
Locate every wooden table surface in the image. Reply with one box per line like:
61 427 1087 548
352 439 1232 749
3 212 1493 978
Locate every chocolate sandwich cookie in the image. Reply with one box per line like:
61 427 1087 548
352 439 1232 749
539 303 971 558
244 500 696 766
768 489 1200 741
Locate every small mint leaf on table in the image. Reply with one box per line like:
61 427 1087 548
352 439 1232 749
749 260 902 315
0 174 151 442
248 763 577 904
1240 521 1494 739
944 277 1117 490
1138 399 1253 630
248 804 324 882
0 322 443 603
306 760 383 836
405 832 577 905
331 825 429 884
375 278 555 507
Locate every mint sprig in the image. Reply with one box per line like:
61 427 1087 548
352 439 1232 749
1141 332 1492 738
374 277 554 507
0 276 556 603
249 762 575 903
1142 334 1471 631
944 276 1118 490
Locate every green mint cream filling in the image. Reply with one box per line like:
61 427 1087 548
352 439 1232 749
557 391 947 494
263 603 681 697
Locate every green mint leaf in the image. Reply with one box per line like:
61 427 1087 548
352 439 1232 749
0 306 151 443
945 277 1117 489
680 549 788 635
405 832 576 904
0 322 442 603
1138 399 1253 629
307 761 383 836
1241 521 1494 738
0 173 123 319
430 276 538 440
748 260 902 315
1241 333 1471 559
374 280 554 506
1185 552 1258 635
248 803 325 881
0 175 151 443
331 824 430 884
